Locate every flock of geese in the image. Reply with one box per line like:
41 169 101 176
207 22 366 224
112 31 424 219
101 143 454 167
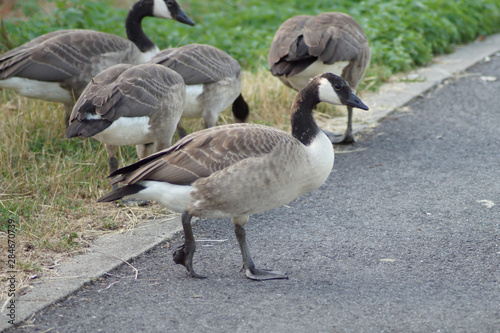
0 0 371 280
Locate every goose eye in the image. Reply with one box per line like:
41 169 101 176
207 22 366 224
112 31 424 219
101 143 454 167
334 83 342 91
167 0 174 6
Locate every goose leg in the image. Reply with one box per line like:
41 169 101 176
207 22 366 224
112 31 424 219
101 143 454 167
234 223 288 281
324 106 356 144
340 106 355 144
177 120 188 139
173 211 206 279
63 103 73 129
105 144 119 191
203 111 218 129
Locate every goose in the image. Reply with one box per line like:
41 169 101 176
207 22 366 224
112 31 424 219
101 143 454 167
0 0 194 125
148 43 250 138
268 12 370 144
66 63 185 191
97 73 369 280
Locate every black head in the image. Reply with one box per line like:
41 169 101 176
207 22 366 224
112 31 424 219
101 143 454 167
136 0 195 26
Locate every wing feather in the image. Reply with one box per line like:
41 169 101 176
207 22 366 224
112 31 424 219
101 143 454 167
111 124 295 186
150 44 240 85
268 13 369 77
67 63 184 138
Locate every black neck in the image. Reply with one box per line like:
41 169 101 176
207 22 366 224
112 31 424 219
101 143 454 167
291 86 322 146
125 1 156 53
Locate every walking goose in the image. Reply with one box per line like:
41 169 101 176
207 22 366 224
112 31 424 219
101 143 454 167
66 63 185 190
148 43 249 137
97 73 369 280
268 12 370 144
0 0 194 124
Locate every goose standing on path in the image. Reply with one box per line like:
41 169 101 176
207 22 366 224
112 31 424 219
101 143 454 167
66 63 185 189
149 43 250 138
97 73 369 280
0 0 194 125
268 12 370 144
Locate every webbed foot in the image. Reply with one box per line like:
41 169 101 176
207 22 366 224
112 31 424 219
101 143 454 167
173 212 207 279
243 266 288 281
172 244 206 279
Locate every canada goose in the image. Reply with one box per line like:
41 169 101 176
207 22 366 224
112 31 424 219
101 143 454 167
268 12 370 144
97 73 369 280
66 63 185 190
149 43 250 138
0 0 194 125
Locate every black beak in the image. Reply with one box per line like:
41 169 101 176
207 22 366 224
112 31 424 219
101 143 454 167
174 8 195 26
345 92 369 111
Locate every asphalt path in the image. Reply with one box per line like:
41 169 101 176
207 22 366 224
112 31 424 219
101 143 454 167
7 54 500 332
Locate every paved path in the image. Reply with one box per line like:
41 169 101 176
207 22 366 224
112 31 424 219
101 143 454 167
3 43 500 332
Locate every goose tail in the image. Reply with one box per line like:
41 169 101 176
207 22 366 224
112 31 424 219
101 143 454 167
97 184 146 203
231 93 250 123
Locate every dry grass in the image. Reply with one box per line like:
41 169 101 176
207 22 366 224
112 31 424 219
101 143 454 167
0 68 347 301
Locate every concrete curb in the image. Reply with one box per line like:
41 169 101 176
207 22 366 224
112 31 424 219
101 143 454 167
2 32 500 331
3 216 183 331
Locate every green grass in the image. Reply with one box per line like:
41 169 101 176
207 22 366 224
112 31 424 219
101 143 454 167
3 0 500 87
1 0 500 294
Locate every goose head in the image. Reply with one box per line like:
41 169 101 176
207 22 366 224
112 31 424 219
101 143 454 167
291 73 368 145
152 0 195 25
316 73 369 110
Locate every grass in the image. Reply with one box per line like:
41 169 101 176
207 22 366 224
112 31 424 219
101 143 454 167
1 0 500 298
3 0 500 85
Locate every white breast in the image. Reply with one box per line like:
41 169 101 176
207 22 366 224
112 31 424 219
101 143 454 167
303 131 335 189
92 116 153 146
136 46 160 63
287 60 349 91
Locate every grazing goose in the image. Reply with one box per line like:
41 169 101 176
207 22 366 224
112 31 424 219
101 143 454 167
268 12 370 144
97 73 369 280
149 43 250 138
0 0 194 125
66 63 185 190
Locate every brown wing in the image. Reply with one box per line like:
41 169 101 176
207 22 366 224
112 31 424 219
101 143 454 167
268 15 312 71
0 30 137 93
304 13 367 64
150 44 241 85
268 12 369 78
111 123 294 186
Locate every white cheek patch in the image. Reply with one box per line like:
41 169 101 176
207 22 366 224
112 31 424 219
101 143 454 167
85 113 102 120
317 78 342 105
153 0 173 19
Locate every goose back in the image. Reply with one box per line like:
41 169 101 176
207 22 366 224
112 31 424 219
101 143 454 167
67 63 185 146
150 44 242 85
149 43 249 126
1 31 146 101
268 12 370 90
